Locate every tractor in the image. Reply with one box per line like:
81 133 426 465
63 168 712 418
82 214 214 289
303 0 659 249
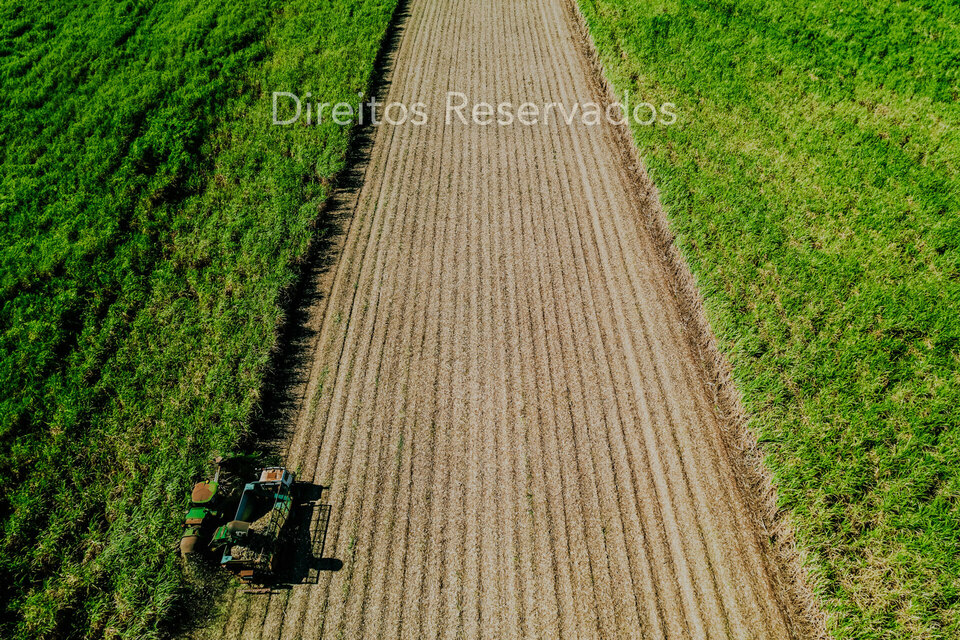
179 459 296 586
179 457 229 557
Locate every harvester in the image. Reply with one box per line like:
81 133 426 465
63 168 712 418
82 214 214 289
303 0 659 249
180 461 296 586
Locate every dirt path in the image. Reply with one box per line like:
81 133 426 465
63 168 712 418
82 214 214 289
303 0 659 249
200 0 801 637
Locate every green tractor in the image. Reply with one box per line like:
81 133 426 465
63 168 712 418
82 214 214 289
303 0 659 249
179 457 228 557
179 460 296 586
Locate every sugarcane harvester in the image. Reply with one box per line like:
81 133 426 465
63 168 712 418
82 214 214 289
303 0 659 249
180 461 296 585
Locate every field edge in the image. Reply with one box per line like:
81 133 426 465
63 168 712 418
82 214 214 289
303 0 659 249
564 0 828 636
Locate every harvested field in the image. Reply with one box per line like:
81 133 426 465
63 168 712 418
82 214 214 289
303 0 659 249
198 0 804 637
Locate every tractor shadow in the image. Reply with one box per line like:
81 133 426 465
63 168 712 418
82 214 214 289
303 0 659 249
273 482 342 587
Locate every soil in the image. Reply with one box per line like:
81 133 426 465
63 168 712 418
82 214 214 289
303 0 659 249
196 0 805 637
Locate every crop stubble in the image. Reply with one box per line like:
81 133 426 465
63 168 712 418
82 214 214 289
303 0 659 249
200 0 802 637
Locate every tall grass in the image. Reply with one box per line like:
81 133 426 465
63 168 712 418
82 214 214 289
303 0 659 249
0 0 398 637
578 0 960 636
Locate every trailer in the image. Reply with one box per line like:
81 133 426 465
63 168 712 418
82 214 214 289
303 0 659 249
209 467 296 584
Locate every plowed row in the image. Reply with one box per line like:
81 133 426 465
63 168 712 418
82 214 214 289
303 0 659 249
197 0 799 637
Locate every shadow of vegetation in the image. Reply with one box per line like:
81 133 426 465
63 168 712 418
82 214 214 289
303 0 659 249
248 0 411 459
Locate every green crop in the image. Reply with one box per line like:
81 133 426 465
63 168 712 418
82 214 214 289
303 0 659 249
0 0 398 637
